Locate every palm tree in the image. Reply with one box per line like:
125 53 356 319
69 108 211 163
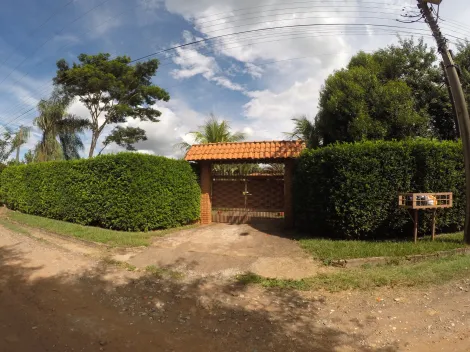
284 115 321 149
34 91 89 162
176 113 246 151
11 125 31 163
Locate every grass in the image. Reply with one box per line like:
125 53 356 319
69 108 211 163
0 218 31 236
145 265 185 279
102 257 137 271
4 210 197 247
237 254 470 292
298 232 466 261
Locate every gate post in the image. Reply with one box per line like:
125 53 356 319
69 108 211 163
200 161 212 225
284 159 294 228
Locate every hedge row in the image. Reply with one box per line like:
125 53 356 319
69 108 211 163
1 153 200 231
294 140 465 239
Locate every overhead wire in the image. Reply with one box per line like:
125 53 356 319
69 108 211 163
0 0 75 69
1 28 450 130
0 0 116 85
0 2 462 128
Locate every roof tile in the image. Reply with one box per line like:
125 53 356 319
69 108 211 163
185 140 305 161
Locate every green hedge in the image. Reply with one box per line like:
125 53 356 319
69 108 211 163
1 153 200 231
294 140 465 239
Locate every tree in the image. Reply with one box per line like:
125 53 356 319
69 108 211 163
284 115 321 149
34 90 89 162
176 113 246 151
53 53 170 157
314 38 457 145
98 126 147 155
0 129 15 163
12 125 31 163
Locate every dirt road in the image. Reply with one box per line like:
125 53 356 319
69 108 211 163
1 226 470 352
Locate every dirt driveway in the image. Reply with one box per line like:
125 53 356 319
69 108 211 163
120 223 322 279
1 224 470 352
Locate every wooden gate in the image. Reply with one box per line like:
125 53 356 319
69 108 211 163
211 172 284 224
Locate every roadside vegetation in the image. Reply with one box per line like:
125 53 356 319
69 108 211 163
3 210 196 247
237 254 470 292
298 232 465 261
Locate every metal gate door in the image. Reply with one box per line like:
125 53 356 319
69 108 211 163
212 173 284 224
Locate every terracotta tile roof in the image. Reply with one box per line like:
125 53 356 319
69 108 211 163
185 140 305 161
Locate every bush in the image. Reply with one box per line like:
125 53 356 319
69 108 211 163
1 153 200 231
294 140 465 239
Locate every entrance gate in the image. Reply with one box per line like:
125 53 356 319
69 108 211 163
211 169 284 224
184 140 305 227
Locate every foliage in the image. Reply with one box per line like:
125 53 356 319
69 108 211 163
1 153 200 231
284 115 320 149
34 90 88 162
0 127 31 164
99 126 147 155
313 38 457 145
176 113 245 151
12 126 31 163
54 53 170 157
294 139 465 239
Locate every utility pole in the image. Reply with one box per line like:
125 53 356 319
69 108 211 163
440 61 460 139
418 0 470 244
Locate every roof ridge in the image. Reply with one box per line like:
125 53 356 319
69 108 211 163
196 140 303 146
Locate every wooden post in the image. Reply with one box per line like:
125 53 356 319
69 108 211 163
431 209 437 241
413 209 419 244
200 161 212 225
284 159 294 229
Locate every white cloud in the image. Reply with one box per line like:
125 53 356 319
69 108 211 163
171 45 246 92
244 62 263 78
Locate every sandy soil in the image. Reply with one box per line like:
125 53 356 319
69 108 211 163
1 225 470 352
121 223 323 279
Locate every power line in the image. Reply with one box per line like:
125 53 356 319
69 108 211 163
0 0 115 85
0 0 75 69
0 29 450 129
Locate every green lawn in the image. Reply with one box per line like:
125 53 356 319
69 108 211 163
4 211 197 247
237 254 470 291
299 232 466 261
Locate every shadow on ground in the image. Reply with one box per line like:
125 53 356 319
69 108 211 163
0 245 398 352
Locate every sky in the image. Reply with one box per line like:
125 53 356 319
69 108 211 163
0 0 470 159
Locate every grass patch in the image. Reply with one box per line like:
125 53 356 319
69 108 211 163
145 265 184 280
299 232 466 261
0 218 31 236
4 210 197 247
102 258 137 272
237 254 470 292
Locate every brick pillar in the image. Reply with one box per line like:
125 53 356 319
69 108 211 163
200 161 212 225
284 159 294 228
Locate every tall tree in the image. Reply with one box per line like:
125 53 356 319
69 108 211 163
176 113 246 151
314 38 457 145
53 53 170 157
34 90 89 162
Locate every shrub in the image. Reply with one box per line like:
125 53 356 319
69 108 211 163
1 153 200 231
294 140 465 239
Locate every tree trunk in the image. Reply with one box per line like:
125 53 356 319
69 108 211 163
89 132 99 158
15 128 22 163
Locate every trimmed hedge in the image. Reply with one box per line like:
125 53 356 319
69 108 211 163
1 153 200 231
295 140 465 239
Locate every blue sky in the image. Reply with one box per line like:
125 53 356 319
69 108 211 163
0 0 469 159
